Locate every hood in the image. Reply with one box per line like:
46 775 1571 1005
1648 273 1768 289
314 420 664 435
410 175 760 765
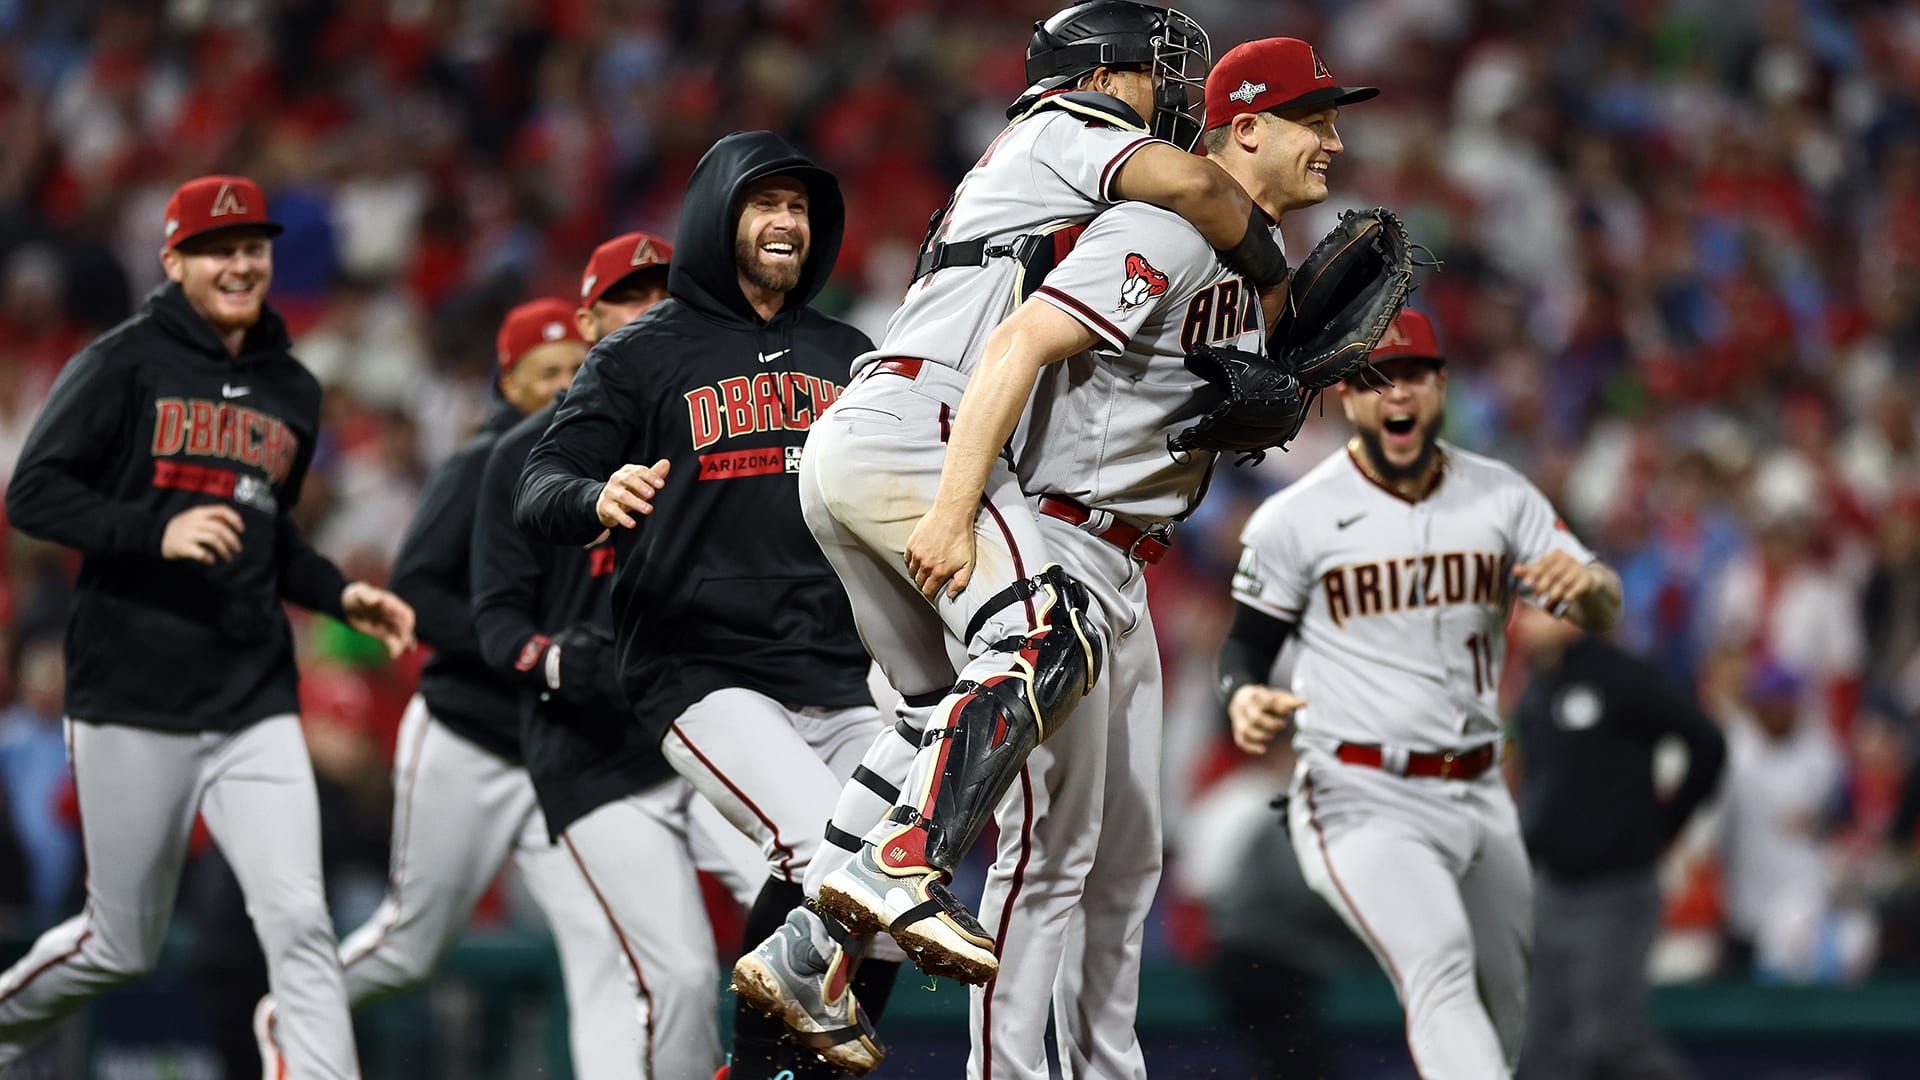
146 281 291 360
668 131 845 326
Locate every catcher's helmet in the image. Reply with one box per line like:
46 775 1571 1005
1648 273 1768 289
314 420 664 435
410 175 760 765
1024 1 1212 151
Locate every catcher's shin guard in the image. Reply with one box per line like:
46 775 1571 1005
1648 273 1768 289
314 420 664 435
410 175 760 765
886 564 1103 877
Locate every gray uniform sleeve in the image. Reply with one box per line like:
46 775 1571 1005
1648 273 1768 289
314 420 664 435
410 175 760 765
1233 495 1312 621
1035 119 1165 204
1030 206 1217 352
1507 468 1595 567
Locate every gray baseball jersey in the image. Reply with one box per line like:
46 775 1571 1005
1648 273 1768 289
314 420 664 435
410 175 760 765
1019 202 1271 522
853 98 1166 378
1233 440 1599 1078
1233 441 1595 748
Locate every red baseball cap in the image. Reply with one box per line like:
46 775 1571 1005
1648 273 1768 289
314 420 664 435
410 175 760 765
1205 38 1378 132
497 298 589 374
580 232 673 308
163 175 283 250
1370 308 1445 366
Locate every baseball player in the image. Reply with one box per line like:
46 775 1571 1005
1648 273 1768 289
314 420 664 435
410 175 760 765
256 266 678 1079
861 37 1367 1080
515 132 896 1080
471 285 765 1080
0 175 414 1078
779 0 1281 992
1221 308 1624 1080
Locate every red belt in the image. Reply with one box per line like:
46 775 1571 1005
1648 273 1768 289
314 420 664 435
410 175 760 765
870 357 924 379
1335 741 1501 781
1036 495 1170 565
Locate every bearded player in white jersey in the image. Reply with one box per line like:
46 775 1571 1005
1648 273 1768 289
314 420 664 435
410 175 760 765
736 35 1370 1079
1221 308 1623 1080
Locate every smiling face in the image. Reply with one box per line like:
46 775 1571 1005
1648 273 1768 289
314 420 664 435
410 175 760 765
1339 354 1446 481
1263 104 1343 212
733 175 811 297
161 228 274 338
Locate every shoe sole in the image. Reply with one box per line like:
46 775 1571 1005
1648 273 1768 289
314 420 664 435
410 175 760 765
817 879 1000 986
730 955 882 1076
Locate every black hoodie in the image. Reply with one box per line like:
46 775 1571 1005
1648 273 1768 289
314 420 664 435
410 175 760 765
516 131 874 742
6 282 346 731
388 401 525 759
473 398 675 836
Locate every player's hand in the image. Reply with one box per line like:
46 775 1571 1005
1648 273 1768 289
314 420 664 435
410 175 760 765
160 504 245 564
1514 550 1597 616
597 459 670 529
905 503 978 601
341 582 417 658
1230 684 1305 755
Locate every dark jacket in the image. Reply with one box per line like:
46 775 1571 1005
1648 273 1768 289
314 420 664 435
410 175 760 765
514 131 874 742
388 402 525 760
6 283 346 731
1517 636 1727 882
474 400 675 836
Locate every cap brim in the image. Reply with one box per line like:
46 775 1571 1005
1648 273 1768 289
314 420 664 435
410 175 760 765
169 220 286 249
1271 85 1380 114
589 263 670 307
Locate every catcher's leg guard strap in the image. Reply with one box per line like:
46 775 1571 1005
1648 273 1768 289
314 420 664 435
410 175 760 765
895 564 1104 876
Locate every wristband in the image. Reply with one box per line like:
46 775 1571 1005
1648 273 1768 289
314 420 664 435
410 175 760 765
1217 205 1289 288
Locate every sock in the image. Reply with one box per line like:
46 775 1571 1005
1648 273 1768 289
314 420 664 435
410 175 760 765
851 958 902 1025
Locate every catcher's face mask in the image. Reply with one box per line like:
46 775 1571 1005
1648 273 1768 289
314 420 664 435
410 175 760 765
1149 8 1211 152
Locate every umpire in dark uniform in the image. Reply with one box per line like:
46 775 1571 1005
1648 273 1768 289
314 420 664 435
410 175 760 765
515 131 898 1078
1512 603 1725 1080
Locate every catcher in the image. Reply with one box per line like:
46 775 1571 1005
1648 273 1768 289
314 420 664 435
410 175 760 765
814 36 1408 1079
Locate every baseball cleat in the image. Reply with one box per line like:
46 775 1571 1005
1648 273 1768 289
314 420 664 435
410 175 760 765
817 844 998 985
730 908 884 1075
252 995 285 1080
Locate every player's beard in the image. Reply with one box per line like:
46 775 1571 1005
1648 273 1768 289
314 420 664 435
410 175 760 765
1357 408 1444 485
736 234 804 294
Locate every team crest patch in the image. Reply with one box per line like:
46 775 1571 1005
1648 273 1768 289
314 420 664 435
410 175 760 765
210 182 247 217
1117 253 1169 312
1312 49 1331 80
1229 80 1266 104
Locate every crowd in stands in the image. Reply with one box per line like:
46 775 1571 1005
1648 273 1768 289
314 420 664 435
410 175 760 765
3 0 1919 1023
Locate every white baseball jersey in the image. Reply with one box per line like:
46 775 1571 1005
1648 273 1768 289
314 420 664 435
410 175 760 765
1234 441 1596 748
1017 202 1273 522
854 97 1168 378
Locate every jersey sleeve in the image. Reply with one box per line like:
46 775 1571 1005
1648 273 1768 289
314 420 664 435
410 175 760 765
1036 120 1164 204
1232 495 1311 621
1508 469 1596 567
1031 206 1215 353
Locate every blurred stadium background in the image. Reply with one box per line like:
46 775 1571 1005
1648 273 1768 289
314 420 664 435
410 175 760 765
3 0 1920 1076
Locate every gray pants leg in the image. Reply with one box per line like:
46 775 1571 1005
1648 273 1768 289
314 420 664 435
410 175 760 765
0 717 356 1078
1521 868 1691 1080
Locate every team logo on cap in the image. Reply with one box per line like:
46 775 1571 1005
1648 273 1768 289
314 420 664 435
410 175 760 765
210 182 248 218
1312 49 1331 80
1229 80 1267 104
1117 253 1169 312
543 321 566 341
630 238 659 266
581 274 597 299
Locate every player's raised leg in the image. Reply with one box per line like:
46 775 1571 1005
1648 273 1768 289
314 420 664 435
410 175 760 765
0 721 205 1062
198 716 357 1079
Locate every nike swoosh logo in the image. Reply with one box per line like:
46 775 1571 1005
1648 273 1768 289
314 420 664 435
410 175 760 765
1337 514 1366 529
221 384 251 399
757 349 791 364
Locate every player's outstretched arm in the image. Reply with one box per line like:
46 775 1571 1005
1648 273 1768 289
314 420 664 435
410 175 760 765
341 582 416 658
1515 552 1622 634
904 300 1098 600
1111 144 1288 290
516 350 644 546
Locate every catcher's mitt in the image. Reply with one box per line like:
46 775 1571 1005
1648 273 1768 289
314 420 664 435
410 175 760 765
1275 207 1415 390
1168 344 1309 465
